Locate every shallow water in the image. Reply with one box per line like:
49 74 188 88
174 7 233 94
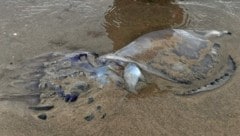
0 0 185 102
0 0 240 136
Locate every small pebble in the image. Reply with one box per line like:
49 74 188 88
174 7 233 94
87 97 94 104
38 113 47 120
84 114 95 121
101 113 107 119
96 106 102 111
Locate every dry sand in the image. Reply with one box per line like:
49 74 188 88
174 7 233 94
0 73 240 136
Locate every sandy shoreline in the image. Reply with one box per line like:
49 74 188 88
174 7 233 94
1 79 240 136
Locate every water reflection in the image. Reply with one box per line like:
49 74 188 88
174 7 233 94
0 0 114 64
103 0 186 50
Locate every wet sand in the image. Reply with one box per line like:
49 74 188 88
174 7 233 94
0 0 240 136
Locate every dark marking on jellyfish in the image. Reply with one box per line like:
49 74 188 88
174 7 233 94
176 79 192 84
227 31 232 35
177 89 197 96
210 82 215 85
116 80 124 87
175 55 236 96
229 55 237 70
79 53 88 60
57 75 68 80
70 54 81 62
91 52 99 58
79 63 95 72
192 54 214 75
213 43 221 49
70 53 88 62
64 92 79 102
172 45 199 59
156 68 192 84
160 69 167 75
64 94 71 102
172 41 207 59
202 54 215 68
196 77 201 80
